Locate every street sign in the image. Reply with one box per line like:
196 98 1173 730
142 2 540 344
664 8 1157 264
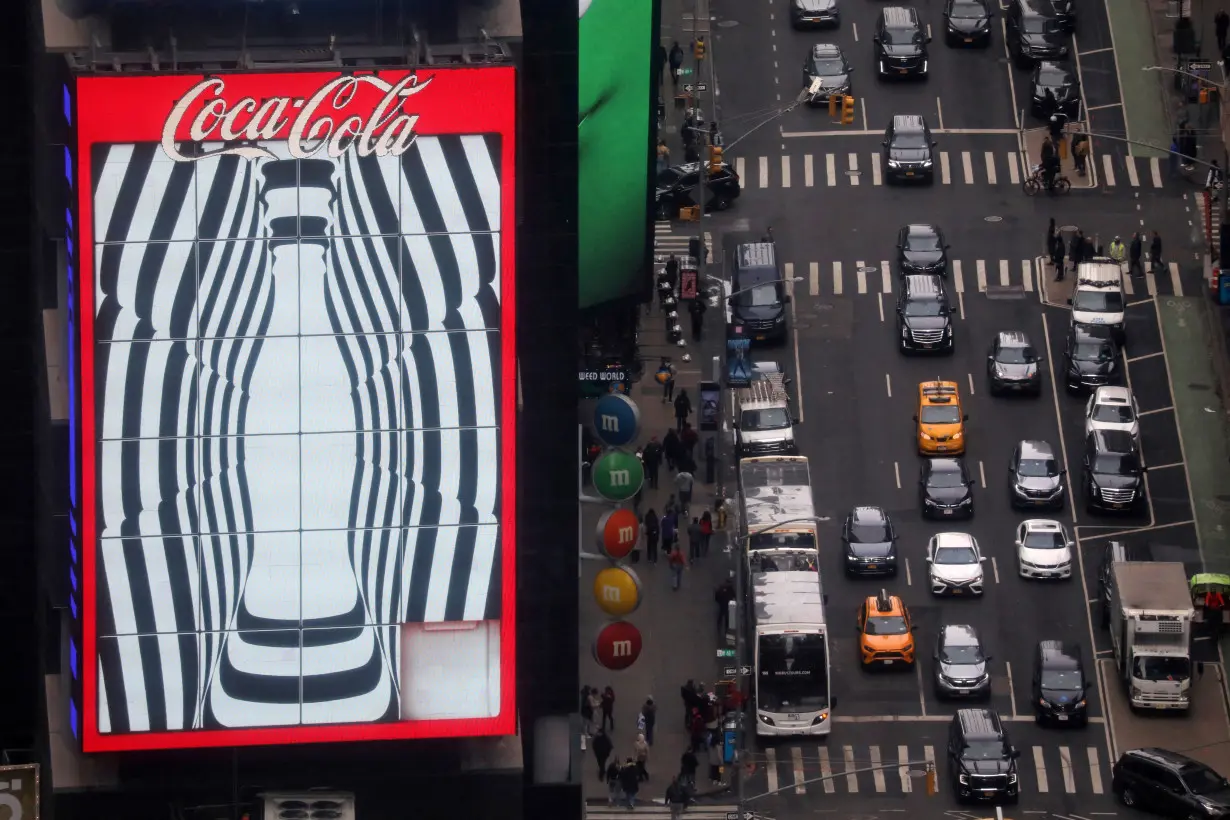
593 620 643 670
680 67 694 75
723 665 752 676
592 393 640 448
740 665 752 675
1190 61 1213 70
591 450 645 502
593 566 643 617
684 83 709 92
716 648 736 658
595 508 640 560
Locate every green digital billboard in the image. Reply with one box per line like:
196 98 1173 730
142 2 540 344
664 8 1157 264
578 0 656 309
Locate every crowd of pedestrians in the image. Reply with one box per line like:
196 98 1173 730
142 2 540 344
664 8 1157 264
1046 218 1165 281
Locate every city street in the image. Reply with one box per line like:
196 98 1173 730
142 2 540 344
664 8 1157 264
697 0 1230 817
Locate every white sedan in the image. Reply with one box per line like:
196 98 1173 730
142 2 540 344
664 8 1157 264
1015 519 1073 580
1085 386 1140 440
926 532 986 596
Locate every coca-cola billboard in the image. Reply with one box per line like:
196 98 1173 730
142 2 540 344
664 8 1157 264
71 68 517 752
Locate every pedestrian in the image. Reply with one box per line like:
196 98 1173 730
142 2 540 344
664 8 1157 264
588 687 603 732
1150 230 1164 273
687 516 702 562
1069 230 1085 272
680 680 698 728
661 509 678 557
1051 233 1065 281
581 686 595 736
708 735 724 785
715 577 735 632
676 469 695 513
1046 217 1056 254
668 41 684 88
699 509 714 555
1129 232 1145 277
1048 113 1066 150
1040 135 1055 166
592 728 614 780
656 357 676 403
689 707 708 752
680 422 699 461
634 733 651 781
657 42 669 88
674 389 692 432
1073 134 1089 176
684 143 700 164
1181 123 1197 170
1218 10 1229 54
668 544 686 590
666 777 689 820
643 509 660 563
710 120 723 148
1170 136 1182 178
1109 235 1126 268
641 697 657 746
606 759 623 806
619 758 640 808
663 255 680 298
704 435 716 483
600 685 616 731
679 748 700 791
663 428 681 471
642 436 662 489
688 296 706 341
656 139 670 175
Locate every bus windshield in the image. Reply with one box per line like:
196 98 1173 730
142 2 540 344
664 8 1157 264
758 633 830 712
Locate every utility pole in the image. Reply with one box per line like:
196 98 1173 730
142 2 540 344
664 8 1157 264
690 0 710 286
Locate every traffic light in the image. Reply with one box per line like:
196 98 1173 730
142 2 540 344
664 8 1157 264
828 94 839 116
694 37 706 60
925 764 937 796
1200 87 1211 104
709 145 724 175
841 95 855 125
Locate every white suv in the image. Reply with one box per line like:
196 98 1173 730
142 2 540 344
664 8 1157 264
1015 519 1073 580
926 532 986 596
1085 386 1140 440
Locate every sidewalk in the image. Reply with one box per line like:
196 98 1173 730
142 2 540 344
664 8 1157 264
1140 0 1226 160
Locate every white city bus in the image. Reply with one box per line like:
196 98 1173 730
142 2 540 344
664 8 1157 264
739 456 818 553
751 568 832 736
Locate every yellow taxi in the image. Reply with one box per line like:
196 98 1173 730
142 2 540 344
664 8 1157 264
857 590 916 667
914 380 966 455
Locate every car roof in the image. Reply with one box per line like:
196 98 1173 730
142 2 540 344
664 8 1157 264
1093 386 1132 404
1037 640 1083 669
929 458 965 474
1018 439 1056 459
882 6 919 26
1022 518 1065 533
935 531 976 549
865 592 907 617
851 505 889 525
940 624 980 645
811 43 842 57
955 708 1003 739
906 223 939 235
893 114 927 131
1019 0 1057 17
1090 428 1136 452
996 330 1032 347
1123 748 1205 771
1071 323 1115 342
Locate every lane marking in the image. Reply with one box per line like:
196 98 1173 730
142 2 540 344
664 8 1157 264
979 460 987 488
936 95 945 130
834 715 1106 723
1059 746 1076 793
1079 46 1114 55
782 127 1020 137
833 261 843 295
1141 461 1184 471
808 261 820 296
872 152 883 186
905 556 912 585
781 155 792 188
852 21 859 41
804 153 815 187
991 555 1000 584
999 258 1010 287
894 461 901 489
878 292 885 322
968 372 976 395
870 745 887 793
735 156 745 181
1170 261 1184 297
857 261 868 294
1101 153 1116 187
953 259 965 293
792 745 806 794
1126 351 1164 363
759 155 769 188
1034 746 1050 793
1150 156 1162 188
819 747 835 794
1022 258 1034 292
1076 518 1195 542
976 259 988 292
898 745 912 792
1146 269 1158 296
881 261 892 294
924 746 938 793
1125 155 1140 187
843 745 859 793
915 655 927 715
1122 271 1136 296
826 153 837 186
766 746 779 794
985 150 997 185
1006 660 1018 717
886 373 892 397
940 151 951 184
1007 151 1020 184
849 152 860 186
1085 101 1123 110
962 150 974 184
1088 746 1104 795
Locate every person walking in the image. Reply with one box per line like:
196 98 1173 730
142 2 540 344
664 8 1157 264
641 697 657 746
1219 9 1230 54
679 748 700 791
687 516 703 563
1073 133 1090 176
668 544 686 590
688 296 707 341
606 759 623 806
1052 233 1066 281
664 254 680 296
1048 113 1066 153
1129 232 1145 277
657 42 669 88
668 41 685 88
699 509 714 556
680 680 699 729
618 758 641 808
634 733 651 781
675 469 695 513
1046 217 1056 255
1150 230 1164 273
656 357 676 403
592 728 614 781
666 777 690 820
656 139 670 175
642 436 662 489
581 686 595 737
661 507 678 556
688 707 708 752
643 509 660 563
673 389 692 433
600 685 616 731
663 428 681 471
588 687 603 736
715 577 735 633
1069 230 1085 273
679 422 699 463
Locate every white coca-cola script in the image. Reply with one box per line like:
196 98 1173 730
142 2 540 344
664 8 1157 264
160 74 434 162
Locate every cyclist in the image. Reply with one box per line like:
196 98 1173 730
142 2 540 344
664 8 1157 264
1041 150 1061 191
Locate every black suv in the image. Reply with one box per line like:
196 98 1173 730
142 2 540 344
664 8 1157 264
897 274 953 353
883 115 937 183
947 708 1021 803
730 241 790 344
1009 439 1065 510
1030 60 1081 119
1063 323 1120 392
842 505 898 576
1113 748 1230 818
1006 0 1069 66
803 43 853 103
1082 429 1146 513
655 161 742 219
874 6 930 78
987 330 1043 395
1032 640 1090 726
897 224 949 274
1097 540 1153 626
943 0 994 47
919 457 975 519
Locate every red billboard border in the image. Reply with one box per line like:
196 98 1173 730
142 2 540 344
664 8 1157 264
75 67 518 753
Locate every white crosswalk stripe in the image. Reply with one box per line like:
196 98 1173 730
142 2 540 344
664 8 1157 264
849 152 860 185
952 259 965 293
1059 746 1077 793
1150 156 1163 188
940 151 951 184
1122 269 1135 296
1034 746 1050 793
819 746 835 794
832 261 842 296
587 805 741 819
870 745 887 793
766 746 779 794
1022 258 1033 293
881 261 892 294
735 156 745 182
856 260 868 294
1088 745 1104 795
1007 151 1020 185
810 261 820 296
985 151 997 185
1171 261 1184 297
998 258 1010 287
758 156 769 189
976 259 988 292
804 153 815 187
923 746 938 794
898 745 912 793
781 155 792 188
843 745 858 793
962 150 975 184
793 745 806 794
871 152 883 186
826 153 837 186
1101 153 1116 187
1126 155 1140 187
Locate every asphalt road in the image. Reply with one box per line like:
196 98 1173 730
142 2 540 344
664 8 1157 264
702 0 1221 818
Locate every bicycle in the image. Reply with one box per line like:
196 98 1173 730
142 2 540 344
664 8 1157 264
1022 166 1071 196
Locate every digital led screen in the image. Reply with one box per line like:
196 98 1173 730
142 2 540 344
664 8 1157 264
578 0 656 308
74 68 517 752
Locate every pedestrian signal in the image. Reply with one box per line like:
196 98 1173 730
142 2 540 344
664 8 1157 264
709 146 724 174
841 95 855 125
694 37 706 60
1200 88 1211 104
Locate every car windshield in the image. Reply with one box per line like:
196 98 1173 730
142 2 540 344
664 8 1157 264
905 299 945 317
811 58 846 75
866 615 909 635
962 741 1007 761
850 522 891 543
656 168 683 187
883 25 922 44
1073 289 1125 312
1037 67 1071 86
1072 342 1114 362
1017 457 1057 477
929 469 966 488
941 644 983 663
1093 402 1134 423
1023 530 1066 549
1132 655 1191 682
1093 453 1138 473
996 345 1037 364
1021 15 1060 33
935 546 977 564
1184 767 1230 796
1041 669 1083 689
950 0 986 18
741 408 792 430
893 131 929 149
921 405 961 424
906 231 942 250
736 284 780 307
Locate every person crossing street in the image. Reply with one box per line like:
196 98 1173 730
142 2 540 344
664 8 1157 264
1129 232 1145 277
1108 236 1126 268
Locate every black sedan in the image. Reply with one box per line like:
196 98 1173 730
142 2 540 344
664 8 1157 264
842 505 899 576
1030 60 1081 119
791 0 840 28
987 330 1042 395
654 161 741 219
920 457 975 519
943 0 993 47
1063 324 1120 393
897 223 949 274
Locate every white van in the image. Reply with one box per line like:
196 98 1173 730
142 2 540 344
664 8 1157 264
1071 259 1125 340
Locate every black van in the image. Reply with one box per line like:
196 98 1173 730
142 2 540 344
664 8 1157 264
1097 541 1153 627
730 242 790 344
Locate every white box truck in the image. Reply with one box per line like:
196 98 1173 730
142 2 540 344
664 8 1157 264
1108 561 1194 710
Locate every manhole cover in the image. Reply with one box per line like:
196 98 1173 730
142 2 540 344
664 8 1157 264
717 19 739 27
857 265 878 273
816 304 834 310
846 169 862 176
984 215 1003 222
1190 383 1212 390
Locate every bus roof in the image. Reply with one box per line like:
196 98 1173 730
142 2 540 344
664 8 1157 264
740 457 812 490
742 484 816 530
752 570 827 630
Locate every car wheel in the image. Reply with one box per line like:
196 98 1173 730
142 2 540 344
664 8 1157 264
1119 787 1138 808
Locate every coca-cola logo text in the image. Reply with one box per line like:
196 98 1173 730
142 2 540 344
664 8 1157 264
161 74 433 162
